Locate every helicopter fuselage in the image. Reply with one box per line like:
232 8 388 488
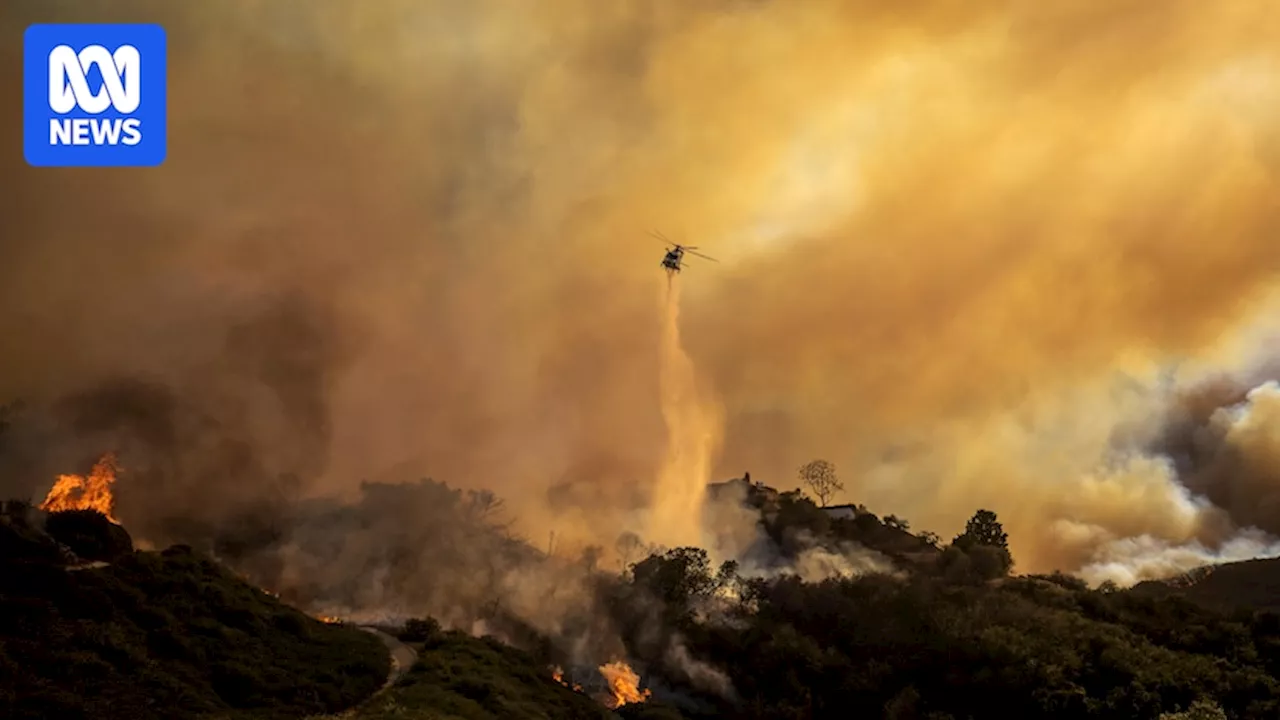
661 247 684 272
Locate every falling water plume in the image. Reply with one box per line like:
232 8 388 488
646 275 722 549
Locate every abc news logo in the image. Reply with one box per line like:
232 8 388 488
23 24 168 167
48 44 143 146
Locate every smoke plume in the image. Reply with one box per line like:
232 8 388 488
3 0 1280 609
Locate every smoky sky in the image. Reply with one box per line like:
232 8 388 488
3 0 1280 575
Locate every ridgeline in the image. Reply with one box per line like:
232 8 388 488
0 502 389 720
9 474 1280 720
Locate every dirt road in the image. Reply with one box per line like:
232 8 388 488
360 627 419 693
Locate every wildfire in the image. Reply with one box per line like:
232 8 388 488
40 453 120 524
317 615 343 624
598 660 651 708
550 666 584 693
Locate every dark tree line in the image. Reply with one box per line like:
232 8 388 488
596 495 1276 720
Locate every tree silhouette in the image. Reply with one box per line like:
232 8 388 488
953 509 1008 550
952 508 1013 576
798 459 843 507
615 531 644 572
884 514 910 531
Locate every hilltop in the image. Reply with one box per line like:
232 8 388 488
1131 556 1280 613
0 502 390 720
507 476 1280 719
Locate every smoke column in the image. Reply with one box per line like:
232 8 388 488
646 275 722 549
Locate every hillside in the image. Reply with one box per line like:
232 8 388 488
298 476 1280 720
11 478 1280 720
1131 557 1280 613
332 621 617 720
0 504 390 720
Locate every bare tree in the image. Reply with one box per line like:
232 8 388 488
580 545 602 575
615 531 643 572
798 459 843 507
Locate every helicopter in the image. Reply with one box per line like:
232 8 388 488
651 230 718 274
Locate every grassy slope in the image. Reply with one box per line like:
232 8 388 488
0 539 389 720
336 630 613 720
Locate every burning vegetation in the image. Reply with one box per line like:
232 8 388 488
550 665 584 693
551 661 651 708
598 660 652 709
38 453 120 524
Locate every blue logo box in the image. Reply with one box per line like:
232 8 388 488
24 23 168 167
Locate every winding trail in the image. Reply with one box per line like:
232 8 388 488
360 627 418 694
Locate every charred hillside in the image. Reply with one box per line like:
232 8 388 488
0 504 389 720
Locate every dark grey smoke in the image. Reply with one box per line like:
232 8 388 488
1147 369 1280 538
0 293 344 550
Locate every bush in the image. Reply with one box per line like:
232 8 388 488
399 616 442 643
44 509 133 562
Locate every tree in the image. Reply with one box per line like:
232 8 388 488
615 531 644 572
953 509 1009 550
1159 699 1228 720
580 545 602 575
952 509 1013 577
630 547 718 625
884 514 910 531
798 459 843 507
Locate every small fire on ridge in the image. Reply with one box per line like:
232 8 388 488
39 452 121 524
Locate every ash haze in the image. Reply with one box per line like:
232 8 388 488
3 0 1280 590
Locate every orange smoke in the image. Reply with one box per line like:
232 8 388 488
598 660 651 708
40 453 120 524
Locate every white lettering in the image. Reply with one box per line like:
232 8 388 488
91 118 122 145
72 118 91 145
48 118 144 146
49 118 72 144
121 118 142 146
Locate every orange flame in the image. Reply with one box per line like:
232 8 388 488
317 615 343 624
40 453 120 524
598 660 651 708
551 666 584 693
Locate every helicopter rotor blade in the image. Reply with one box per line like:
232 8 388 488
685 249 718 262
649 230 675 246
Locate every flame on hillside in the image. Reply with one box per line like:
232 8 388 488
40 453 120 524
598 660 651 709
550 665 584 693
